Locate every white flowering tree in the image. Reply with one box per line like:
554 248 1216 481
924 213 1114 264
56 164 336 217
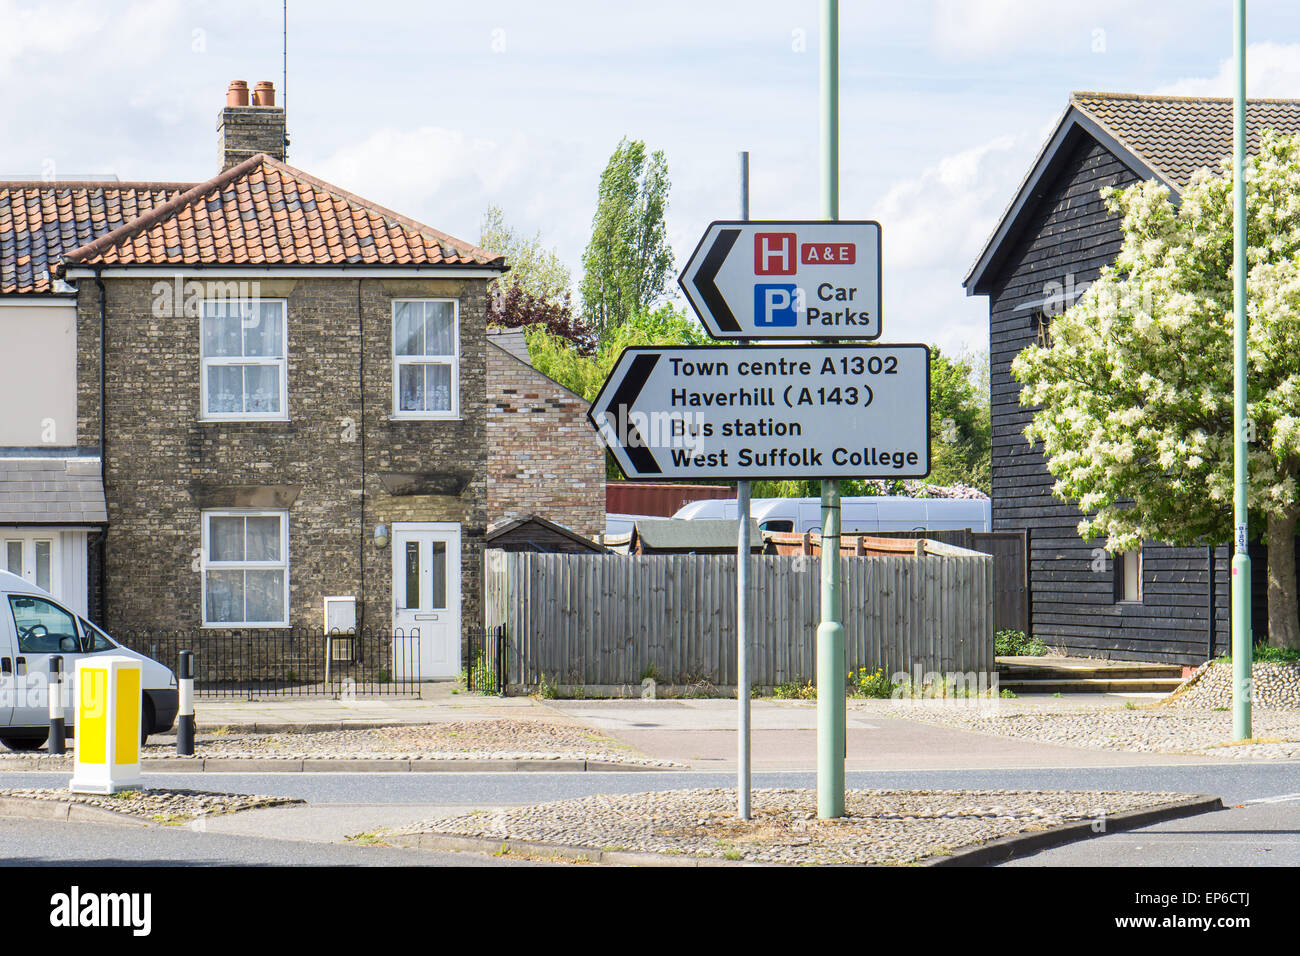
1012 130 1300 650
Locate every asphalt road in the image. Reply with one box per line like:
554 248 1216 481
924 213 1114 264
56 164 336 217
0 763 1295 866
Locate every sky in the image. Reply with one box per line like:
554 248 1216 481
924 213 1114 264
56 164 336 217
4 0 1300 358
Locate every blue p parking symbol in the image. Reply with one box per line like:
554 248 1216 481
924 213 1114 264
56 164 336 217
754 283 799 328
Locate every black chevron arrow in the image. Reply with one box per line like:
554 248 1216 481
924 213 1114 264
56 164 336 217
693 228 741 333
606 352 661 475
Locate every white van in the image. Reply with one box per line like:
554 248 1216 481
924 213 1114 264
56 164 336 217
0 570 177 751
672 495 992 535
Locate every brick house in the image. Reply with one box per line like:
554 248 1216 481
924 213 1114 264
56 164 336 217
2 81 510 678
964 92 1300 665
487 329 605 539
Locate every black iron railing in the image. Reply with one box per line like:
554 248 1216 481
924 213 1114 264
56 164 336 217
113 627 422 699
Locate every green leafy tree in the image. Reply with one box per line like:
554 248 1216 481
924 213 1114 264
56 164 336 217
527 305 707 479
580 138 674 341
927 348 991 492
1012 130 1300 649
479 204 572 303
526 304 708 403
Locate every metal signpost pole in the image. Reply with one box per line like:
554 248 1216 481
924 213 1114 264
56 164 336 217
817 0 846 819
1231 0 1253 741
737 149 752 820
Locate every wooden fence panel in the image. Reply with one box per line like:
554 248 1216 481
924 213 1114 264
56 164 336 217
483 550 994 688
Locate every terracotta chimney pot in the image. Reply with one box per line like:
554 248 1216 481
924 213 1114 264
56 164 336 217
252 81 276 107
227 80 249 107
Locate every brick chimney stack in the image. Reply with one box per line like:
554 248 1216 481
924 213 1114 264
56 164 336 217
217 80 287 170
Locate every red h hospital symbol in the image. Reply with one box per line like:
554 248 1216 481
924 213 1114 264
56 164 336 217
754 232 797 275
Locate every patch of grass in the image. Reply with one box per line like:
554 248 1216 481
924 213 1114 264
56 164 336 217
639 662 663 683
152 813 190 826
1000 688 1017 699
1213 642 1300 664
345 831 387 845
722 849 744 861
995 629 1048 657
1208 736 1287 748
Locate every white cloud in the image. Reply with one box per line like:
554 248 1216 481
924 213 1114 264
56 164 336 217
870 132 1043 355
1155 42 1300 98
305 125 598 269
930 0 1111 58
876 133 1035 272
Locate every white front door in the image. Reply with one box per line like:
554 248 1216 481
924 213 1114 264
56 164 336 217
3 532 57 595
391 523 461 679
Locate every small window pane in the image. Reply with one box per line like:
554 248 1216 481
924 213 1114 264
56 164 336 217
5 542 21 576
245 516 281 561
398 362 425 412
34 541 50 592
205 570 244 623
404 541 420 610
425 364 452 411
1123 552 1141 602
207 365 243 414
424 303 455 356
430 541 447 610
209 516 245 562
243 570 284 622
244 308 282 357
394 303 423 356
203 313 242 357
244 365 280 414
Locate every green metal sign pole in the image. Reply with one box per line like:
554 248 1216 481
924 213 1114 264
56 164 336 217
1231 0 1253 741
817 0 846 819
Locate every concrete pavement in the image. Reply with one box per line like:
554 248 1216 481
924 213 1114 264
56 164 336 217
541 698 1230 771
174 689 1290 773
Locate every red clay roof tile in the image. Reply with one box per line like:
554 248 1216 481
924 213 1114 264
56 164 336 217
50 155 504 277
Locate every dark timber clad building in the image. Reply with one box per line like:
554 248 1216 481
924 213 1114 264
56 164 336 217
964 92 1300 666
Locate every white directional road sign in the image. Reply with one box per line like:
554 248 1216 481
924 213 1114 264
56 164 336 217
679 220 882 340
589 344 929 480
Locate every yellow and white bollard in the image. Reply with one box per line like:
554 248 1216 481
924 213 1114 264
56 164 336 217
70 656 143 794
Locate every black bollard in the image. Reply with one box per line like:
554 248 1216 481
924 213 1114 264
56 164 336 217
47 655 65 755
176 651 195 756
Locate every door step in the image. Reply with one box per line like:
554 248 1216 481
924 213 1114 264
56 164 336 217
998 677 1186 695
995 657 1186 694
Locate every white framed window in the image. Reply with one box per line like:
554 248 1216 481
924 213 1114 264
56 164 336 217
201 510 289 626
200 299 288 420
392 299 459 419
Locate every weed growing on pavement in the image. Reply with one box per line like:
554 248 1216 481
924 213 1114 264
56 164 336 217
533 672 559 699
1000 688 1017 699
773 679 816 700
459 653 497 696
850 666 895 699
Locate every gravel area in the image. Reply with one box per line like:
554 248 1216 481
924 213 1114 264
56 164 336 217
1168 661 1300 709
388 788 1193 865
892 698 1300 758
0 787 300 823
130 719 678 766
